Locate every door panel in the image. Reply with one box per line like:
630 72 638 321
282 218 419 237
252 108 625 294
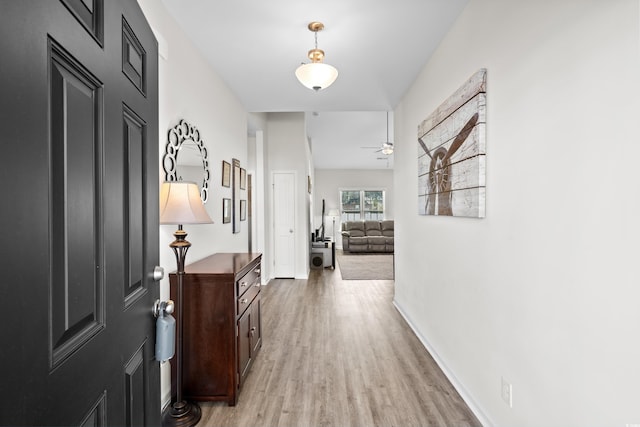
250 294 262 356
49 35 105 368
273 172 296 278
123 106 147 306
79 393 107 427
60 0 104 44
122 17 146 95
124 346 146 427
0 1 159 425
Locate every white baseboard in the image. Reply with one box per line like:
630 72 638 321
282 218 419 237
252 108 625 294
393 300 494 427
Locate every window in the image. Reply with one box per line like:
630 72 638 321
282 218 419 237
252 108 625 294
340 190 385 221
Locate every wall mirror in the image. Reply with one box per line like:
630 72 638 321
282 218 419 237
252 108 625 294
162 119 211 203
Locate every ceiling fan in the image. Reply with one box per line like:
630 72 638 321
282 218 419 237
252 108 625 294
361 111 394 155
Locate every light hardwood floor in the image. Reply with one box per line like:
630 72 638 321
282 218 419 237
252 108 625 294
197 265 481 427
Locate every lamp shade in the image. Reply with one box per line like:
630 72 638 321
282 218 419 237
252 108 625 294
295 62 338 91
159 181 213 225
327 209 340 217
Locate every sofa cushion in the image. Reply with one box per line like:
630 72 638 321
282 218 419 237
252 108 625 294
364 220 382 236
349 236 368 246
368 236 386 252
348 236 368 252
345 221 365 237
368 236 386 245
381 220 394 237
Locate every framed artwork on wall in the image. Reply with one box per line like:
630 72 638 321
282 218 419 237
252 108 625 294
222 198 231 223
232 158 241 233
417 68 487 218
240 199 246 221
222 160 231 187
240 168 246 190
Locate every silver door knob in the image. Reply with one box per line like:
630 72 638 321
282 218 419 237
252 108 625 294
152 266 164 281
153 299 174 317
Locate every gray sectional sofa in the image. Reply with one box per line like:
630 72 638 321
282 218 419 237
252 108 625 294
341 220 394 253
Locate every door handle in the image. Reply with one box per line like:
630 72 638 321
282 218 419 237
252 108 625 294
153 299 174 318
152 266 164 281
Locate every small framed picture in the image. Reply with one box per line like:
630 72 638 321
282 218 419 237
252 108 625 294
222 161 231 188
222 198 231 223
240 168 246 190
240 199 246 221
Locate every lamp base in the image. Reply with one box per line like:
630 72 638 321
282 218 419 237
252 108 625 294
162 400 201 427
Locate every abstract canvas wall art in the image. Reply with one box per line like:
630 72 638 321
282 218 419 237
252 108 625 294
417 69 486 218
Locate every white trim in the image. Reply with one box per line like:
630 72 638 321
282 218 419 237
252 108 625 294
393 299 495 427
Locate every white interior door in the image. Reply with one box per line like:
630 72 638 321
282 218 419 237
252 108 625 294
273 172 296 277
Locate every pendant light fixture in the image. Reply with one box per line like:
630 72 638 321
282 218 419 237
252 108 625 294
381 111 394 155
295 22 338 91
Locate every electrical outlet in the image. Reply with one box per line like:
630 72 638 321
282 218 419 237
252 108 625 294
501 377 513 408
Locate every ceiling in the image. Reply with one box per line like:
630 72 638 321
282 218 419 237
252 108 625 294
160 0 469 169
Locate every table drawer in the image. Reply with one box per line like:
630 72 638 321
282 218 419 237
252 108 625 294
236 263 261 297
237 282 260 316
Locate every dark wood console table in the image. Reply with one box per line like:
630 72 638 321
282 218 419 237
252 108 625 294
169 252 262 406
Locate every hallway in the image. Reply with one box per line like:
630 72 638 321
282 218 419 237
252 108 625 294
197 266 480 426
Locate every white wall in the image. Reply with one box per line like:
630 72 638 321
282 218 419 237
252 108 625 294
394 1 640 426
266 112 313 279
137 0 250 409
314 169 394 247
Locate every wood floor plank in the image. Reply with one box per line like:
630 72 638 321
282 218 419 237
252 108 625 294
196 266 481 427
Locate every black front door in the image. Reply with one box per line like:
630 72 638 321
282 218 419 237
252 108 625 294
0 0 160 425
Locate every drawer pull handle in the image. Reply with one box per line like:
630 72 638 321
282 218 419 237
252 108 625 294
240 281 248 287
254 283 261 288
250 327 256 337
240 298 248 304
254 269 261 274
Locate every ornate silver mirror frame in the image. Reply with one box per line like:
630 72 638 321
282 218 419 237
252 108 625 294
162 119 211 203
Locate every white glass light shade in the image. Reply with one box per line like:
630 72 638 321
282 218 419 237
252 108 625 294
159 181 213 225
382 146 393 155
295 62 338 91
